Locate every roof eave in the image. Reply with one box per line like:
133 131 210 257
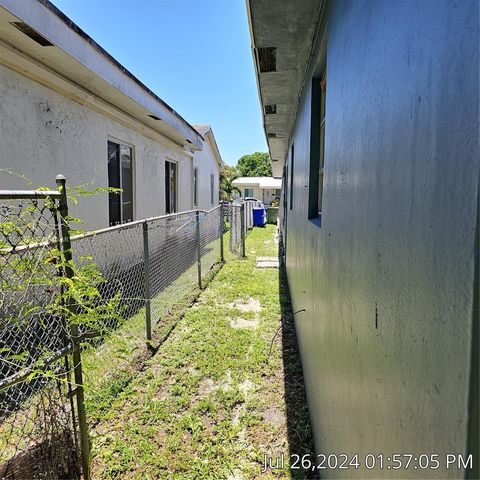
246 0 325 176
0 0 203 149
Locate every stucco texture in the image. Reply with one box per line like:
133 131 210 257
0 64 193 231
281 0 479 478
192 135 220 210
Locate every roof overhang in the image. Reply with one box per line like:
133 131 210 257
233 177 282 189
246 0 324 176
0 0 203 151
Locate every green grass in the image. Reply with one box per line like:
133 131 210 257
89 225 314 479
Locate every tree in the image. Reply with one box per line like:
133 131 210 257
220 166 241 201
236 152 272 177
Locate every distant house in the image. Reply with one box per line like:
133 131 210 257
192 126 224 210
232 177 282 206
0 0 221 230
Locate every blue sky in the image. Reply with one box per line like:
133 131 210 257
50 0 267 166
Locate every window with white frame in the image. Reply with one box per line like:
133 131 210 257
108 140 133 226
244 188 254 198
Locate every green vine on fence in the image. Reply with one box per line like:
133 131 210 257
0 178 125 385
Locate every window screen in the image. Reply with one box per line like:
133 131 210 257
289 144 294 210
193 167 198 206
210 174 215 205
165 160 177 214
308 71 327 221
108 140 133 226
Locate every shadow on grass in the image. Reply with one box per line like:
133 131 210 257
278 246 318 480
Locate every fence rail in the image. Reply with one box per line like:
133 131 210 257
0 177 246 479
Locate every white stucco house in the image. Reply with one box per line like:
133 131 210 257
192 125 224 210
0 0 222 231
232 177 282 206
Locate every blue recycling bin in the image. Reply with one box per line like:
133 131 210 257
252 207 267 227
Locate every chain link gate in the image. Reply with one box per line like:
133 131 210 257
0 177 83 479
224 203 246 257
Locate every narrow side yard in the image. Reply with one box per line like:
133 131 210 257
91 225 314 479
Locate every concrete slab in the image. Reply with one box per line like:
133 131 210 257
256 256 279 268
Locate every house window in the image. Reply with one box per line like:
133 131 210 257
165 160 177 214
210 174 215 205
108 140 133 226
274 189 281 198
193 167 198 206
308 72 327 220
289 143 294 210
244 188 254 198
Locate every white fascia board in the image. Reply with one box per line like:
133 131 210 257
205 130 225 169
0 0 203 149
0 39 190 156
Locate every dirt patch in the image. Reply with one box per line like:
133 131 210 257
239 379 254 396
230 317 259 329
228 298 261 313
218 370 233 389
263 407 284 428
227 472 243 480
232 404 244 426
198 378 216 396
153 382 171 402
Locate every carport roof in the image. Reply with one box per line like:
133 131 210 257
233 177 282 189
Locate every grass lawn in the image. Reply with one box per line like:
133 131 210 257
90 225 314 479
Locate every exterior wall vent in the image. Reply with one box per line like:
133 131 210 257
10 22 53 47
257 47 277 73
148 114 161 120
264 104 277 114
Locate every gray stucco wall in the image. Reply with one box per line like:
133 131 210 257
0 64 194 231
282 0 479 477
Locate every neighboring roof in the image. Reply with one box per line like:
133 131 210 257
193 125 210 136
193 125 224 169
246 0 323 175
233 177 282 189
0 0 203 150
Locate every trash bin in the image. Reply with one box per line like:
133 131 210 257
252 207 267 227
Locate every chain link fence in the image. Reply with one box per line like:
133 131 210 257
0 185 245 479
71 205 232 343
0 187 80 479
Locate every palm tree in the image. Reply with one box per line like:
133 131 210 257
220 169 241 201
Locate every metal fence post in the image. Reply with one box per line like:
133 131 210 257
219 203 224 263
240 202 246 258
143 220 152 343
195 211 202 288
55 175 90 480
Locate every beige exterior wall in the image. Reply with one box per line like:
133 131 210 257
0 64 194 231
192 134 220 210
